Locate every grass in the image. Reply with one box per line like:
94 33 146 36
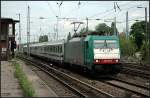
13 61 36 97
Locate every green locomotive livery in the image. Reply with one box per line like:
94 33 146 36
64 35 121 73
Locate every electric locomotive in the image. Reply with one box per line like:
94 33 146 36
64 35 121 73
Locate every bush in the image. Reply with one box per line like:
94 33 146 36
119 35 137 56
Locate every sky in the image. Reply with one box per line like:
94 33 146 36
1 1 149 44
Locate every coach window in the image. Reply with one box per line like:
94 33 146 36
60 46 62 53
56 46 57 53
55 46 57 53
59 46 61 53
58 46 60 53
44 46 46 51
50 46 52 52
48 46 50 52
60 46 61 53
53 46 55 52
56 46 58 53
52 46 53 52
51 46 52 52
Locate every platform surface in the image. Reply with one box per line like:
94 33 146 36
16 59 58 97
1 61 23 97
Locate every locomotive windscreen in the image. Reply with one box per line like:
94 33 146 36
94 40 117 49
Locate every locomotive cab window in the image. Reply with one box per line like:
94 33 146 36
94 40 117 49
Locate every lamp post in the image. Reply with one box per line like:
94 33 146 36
137 6 149 64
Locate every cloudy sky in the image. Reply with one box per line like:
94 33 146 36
1 1 149 44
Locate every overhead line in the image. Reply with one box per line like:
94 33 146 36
88 1 133 18
101 3 147 22
88 2 145 19
46 1 57 17
63 1 87 18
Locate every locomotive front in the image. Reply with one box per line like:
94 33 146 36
85 35 121 73
93 38 120 65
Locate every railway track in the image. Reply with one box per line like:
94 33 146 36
100 79 149 97
17 54 149 97
18 55 115 97
108 76 149 90
122 66 149 78
103 76 149 97
123 62 150 71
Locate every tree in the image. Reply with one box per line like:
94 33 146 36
78 27 94 36
67 32 71 41
39 35 48 42
110 22 119 36
79 27 87 36
119 33 137 56
95 23 111 35
130 21 149 50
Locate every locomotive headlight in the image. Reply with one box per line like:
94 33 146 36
96 60 98 62
116 60 118 62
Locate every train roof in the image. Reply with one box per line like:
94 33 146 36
23 39 65 47
31 39 65 47
69 37 82 42
85 35 119 41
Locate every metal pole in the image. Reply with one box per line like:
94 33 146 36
27 6 30 56
126 11 129 39
114 17 116 36
86 17 88 32
56 16 58 40
29 6 30 56
27 6 28 56
145 7 149 64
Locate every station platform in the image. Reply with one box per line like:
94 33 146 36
1 61 23 97
1 60 58 97
16 59 58 97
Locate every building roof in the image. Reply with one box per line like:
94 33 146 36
0 17 19 23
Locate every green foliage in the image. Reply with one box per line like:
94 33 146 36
79 27 87 35
140 41 147 60
14 62 36 97
110 22 119 36
39 35 48 42
119 34 137 56
94 22 119 36
130 21 148 50
95 23 111 35
78 27 94 36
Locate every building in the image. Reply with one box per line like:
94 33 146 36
0 18 19 61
